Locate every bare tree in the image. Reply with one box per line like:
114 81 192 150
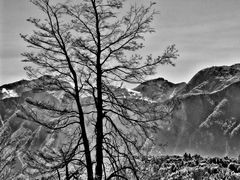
20 0 178 179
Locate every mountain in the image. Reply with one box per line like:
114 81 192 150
1 64 240 178
0 75 150 178
142 64 240 157
181 64 240 94
133 77 186 101
0 76 72 178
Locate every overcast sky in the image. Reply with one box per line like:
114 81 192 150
0 0 240 85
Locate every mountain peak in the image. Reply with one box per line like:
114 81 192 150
182 63 240 94
133 77 186 101
0 79 29 90
137 77 175 87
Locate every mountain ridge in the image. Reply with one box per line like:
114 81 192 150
1 63 240 165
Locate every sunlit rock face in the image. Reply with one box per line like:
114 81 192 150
0 77 71 168
0 78 82 179
146 64 240 157
182 63 240 94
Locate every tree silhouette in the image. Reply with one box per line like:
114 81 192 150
20 0 178 179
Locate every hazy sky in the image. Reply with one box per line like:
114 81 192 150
0 0 240 85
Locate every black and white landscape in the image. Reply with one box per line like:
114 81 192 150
1 64 240 179
1 0 240 179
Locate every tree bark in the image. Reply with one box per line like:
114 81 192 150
77 98 94 180
92 1 103 179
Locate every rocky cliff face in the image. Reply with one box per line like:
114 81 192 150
182 64 240 94
0 76 71 176
138 64 240 157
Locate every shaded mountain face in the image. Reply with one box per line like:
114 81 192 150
133 77 186 102
143 64 240 157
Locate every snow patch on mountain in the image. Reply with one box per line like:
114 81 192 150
126 89 141 97
169 87 178 98
1 88 19 99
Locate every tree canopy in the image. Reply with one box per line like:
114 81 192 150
19 0 178 179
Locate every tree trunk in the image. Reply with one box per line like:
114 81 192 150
73 78 94 179
65 163 70 180
92 1 103 179
95 63 103 180
78 102 94 180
